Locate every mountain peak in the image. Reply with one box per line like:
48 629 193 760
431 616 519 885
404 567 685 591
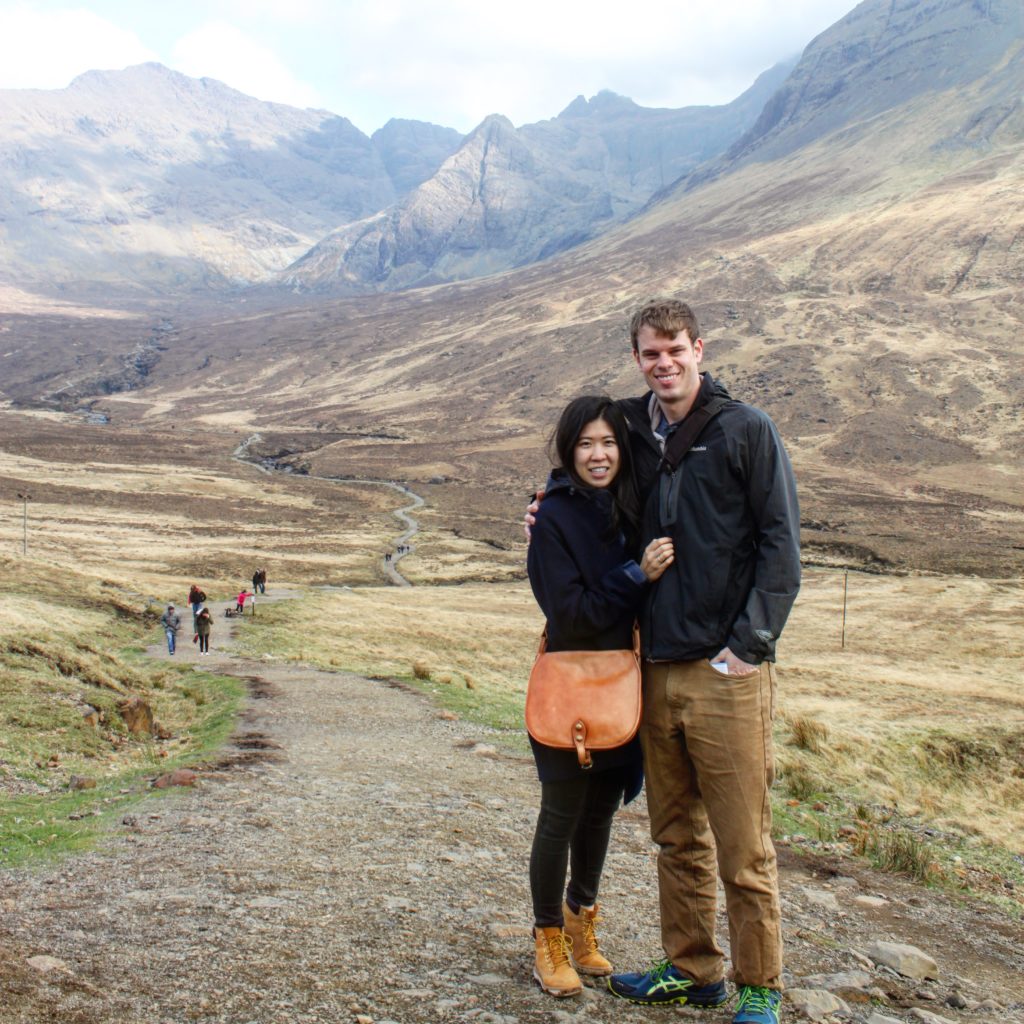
465 112 516 140
557 90 639 119
69 62 193 92
64 62 302 111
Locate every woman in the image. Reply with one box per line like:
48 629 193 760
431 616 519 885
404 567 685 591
526 395 674 997
195 605 212 655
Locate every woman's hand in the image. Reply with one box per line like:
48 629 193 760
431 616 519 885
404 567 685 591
640 537 675 581
524 488 544 541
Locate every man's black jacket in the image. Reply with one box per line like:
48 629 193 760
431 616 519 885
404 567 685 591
617 374 801 665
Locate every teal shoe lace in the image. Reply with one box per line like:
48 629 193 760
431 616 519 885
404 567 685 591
735 985 781 1023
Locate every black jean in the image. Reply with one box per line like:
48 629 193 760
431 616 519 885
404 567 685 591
529 769 627 927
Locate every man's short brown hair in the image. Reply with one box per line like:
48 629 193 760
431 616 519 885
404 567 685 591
629 299 700 352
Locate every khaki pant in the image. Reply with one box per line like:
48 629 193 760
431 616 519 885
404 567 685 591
640 659 781 989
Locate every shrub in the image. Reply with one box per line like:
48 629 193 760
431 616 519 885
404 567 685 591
778 759 826 801
788 715 829 753
853 825 943 883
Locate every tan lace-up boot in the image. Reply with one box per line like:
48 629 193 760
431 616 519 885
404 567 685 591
562 901 612 976
533 926 582 997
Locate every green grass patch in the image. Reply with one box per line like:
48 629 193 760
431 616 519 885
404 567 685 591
0 665 243 868
0 558 246 868
771 793 1024 917
399 673 530 743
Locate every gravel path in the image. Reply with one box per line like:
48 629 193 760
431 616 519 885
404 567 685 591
2 594 1023 1024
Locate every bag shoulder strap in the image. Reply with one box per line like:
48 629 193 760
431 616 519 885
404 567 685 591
659 395 728 472
535 622 640 658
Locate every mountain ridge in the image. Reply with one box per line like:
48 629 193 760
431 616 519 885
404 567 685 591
0 59 793 299
279 61 795 293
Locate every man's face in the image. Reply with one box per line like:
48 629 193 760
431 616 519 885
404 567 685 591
633 325 704 420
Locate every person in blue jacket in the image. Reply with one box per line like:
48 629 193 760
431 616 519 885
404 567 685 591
526 395 674 998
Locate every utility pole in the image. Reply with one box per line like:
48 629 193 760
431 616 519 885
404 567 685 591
16 492 30 556
841 569 849 649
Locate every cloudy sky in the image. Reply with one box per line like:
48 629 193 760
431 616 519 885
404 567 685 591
0 0 858 134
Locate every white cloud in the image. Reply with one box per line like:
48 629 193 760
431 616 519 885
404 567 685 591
217 0 328 22
0 0 861 130
169 20 322 109
332 0 859 129
0 4 157 89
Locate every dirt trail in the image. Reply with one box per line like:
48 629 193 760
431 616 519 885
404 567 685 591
232 434 423 586
1 591 1022 1024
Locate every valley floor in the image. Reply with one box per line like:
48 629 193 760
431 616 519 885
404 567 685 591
1 594 1022 1024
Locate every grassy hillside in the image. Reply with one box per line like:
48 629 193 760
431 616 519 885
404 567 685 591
0 555 244 866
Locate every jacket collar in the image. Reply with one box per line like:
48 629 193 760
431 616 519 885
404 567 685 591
625 372 726 450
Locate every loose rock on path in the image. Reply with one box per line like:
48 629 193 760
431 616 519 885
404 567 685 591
1 593 1022 1023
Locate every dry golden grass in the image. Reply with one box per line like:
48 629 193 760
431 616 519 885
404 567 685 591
234 570 1024 853
0 424 410 592
0 594 112 646
777 569 1024 848
3 409 1022 862
241 583 540 694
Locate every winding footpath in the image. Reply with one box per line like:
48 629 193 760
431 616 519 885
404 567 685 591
233 433 424 586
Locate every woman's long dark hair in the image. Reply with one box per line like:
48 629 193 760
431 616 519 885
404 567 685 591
548 395 641 545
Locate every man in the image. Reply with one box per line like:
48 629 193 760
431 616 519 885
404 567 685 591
160 603 181 656
607 300 801 1024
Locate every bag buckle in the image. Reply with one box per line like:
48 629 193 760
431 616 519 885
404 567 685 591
572 719 593 769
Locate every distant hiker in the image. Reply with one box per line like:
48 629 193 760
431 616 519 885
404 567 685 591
188 584 207 631
196 605 212 655
252 568 266 594
160 603 181 656
525 396 674 998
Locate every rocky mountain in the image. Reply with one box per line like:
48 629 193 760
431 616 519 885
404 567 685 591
371 118 466 194
279 63 794 292
28 0 1009 577
0 63 461 297
0 59 790 300
740 0 1021 160
693 0 1023 177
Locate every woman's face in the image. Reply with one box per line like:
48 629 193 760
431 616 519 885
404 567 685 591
573 417 620 489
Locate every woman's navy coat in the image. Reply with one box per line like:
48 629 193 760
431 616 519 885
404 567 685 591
526 471 647 801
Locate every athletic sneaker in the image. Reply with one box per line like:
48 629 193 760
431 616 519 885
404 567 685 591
607 960 728 1006
733 985 782 1024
